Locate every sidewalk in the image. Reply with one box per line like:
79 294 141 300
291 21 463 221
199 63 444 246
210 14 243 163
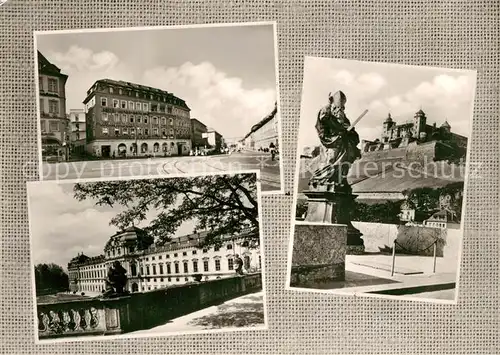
337 254 458 297
129 291 265 334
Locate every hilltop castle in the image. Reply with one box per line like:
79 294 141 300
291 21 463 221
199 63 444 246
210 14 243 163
361 109 467 153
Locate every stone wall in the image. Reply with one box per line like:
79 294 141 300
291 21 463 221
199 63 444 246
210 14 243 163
354 221 456 257
37 273 262 340
290 224 346 287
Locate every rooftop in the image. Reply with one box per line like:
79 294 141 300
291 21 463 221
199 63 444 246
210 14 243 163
83 78 189 109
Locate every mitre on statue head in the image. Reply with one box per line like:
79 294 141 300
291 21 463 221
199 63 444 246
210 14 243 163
328 90 347 107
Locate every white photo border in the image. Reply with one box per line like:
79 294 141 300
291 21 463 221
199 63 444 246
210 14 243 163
32 21 285 195
27 168 269 344
285 56 478 305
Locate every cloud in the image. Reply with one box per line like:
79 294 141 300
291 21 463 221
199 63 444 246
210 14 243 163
48 45 119 72
143 62 276 138
28 182 199 271
405 74 474 109
44 46 134 111
329 70 387 99
28 183 124 269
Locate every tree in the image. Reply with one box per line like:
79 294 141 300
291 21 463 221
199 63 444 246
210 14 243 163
34 263 69 294
73 173 259 247
353 201 403 224
402 187 441 217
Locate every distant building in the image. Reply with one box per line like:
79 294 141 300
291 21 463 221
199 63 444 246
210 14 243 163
83 79 192 158
362 109 468 154
399 200 416 222
68 109 86 156
206 128 223 150
243 102 278 151
68 227 261 294
38 51 69 161
190 118 208 151
424 209 461 229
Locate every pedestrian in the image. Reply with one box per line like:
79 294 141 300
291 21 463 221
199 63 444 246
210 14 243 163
234 254 244 275
269 142 276 161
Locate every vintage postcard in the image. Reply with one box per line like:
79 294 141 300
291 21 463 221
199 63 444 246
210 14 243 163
33 22 283 193
287 57 476 303
27 170 267 342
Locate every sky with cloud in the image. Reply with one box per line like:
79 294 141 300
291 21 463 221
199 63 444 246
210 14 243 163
36 24 277 139
28 181 195 271
298 57 476 150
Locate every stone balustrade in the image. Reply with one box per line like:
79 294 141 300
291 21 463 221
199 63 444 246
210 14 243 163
37 273 262 340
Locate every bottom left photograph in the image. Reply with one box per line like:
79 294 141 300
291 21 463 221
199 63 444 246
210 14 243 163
27 171 266 343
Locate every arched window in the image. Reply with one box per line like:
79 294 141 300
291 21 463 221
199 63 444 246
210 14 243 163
153 143 159 153
130 263 137 276
141 142 148 153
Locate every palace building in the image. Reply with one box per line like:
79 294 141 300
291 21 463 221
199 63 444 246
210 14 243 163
38 51 69 161
83 79 192 158
68 227 261 294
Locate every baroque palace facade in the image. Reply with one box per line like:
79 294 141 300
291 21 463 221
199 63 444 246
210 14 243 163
68 227 261 294
83 79 192 158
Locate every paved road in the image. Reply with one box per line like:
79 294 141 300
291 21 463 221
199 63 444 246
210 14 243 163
41 152 282 192
130 291 264 334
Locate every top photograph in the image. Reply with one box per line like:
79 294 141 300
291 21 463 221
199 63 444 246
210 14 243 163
34 22 283 193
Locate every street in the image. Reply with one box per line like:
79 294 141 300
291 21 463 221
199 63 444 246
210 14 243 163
40 151 282 192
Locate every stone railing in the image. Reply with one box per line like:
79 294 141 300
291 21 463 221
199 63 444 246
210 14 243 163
37 273 262 340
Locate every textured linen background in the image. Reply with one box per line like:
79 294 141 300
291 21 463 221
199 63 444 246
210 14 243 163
0 1 498 354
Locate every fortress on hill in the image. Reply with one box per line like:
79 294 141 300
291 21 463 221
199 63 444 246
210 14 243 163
360 109 467 157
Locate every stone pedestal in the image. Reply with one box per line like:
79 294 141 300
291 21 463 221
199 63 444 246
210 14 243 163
303 188 365 255
290 224 346 287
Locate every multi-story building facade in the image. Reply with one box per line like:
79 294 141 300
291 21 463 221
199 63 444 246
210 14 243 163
243 102 278 151
206 128 223 151
83 79 192 158
68 227 261 294
38 51 69 161
68 109 86 156
190 118 208 151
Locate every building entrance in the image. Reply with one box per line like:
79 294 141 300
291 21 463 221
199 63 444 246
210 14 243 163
101 145 111 158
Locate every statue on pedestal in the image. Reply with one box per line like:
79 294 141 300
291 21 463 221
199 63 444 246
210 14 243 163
304 90 365 254
103 261 129 297
309 91 361 191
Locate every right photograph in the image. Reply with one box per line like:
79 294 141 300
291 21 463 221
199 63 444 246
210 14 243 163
287 57 477 303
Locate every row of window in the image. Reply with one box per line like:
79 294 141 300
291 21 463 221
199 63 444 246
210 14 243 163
71 256 247 281
134 258 238 276
101 85 182 106
101 112 178 126
100 97 188 117
101 127 175 137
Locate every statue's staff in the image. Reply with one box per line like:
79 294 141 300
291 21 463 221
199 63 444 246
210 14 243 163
346 109 369 131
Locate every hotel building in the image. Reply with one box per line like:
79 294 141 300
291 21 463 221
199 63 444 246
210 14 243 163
68 227 261 294
83 79 192 158
38 51 69 161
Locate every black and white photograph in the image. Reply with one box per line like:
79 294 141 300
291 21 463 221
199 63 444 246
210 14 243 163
287 57 476 303
34 22 283 193
27 171 266 342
